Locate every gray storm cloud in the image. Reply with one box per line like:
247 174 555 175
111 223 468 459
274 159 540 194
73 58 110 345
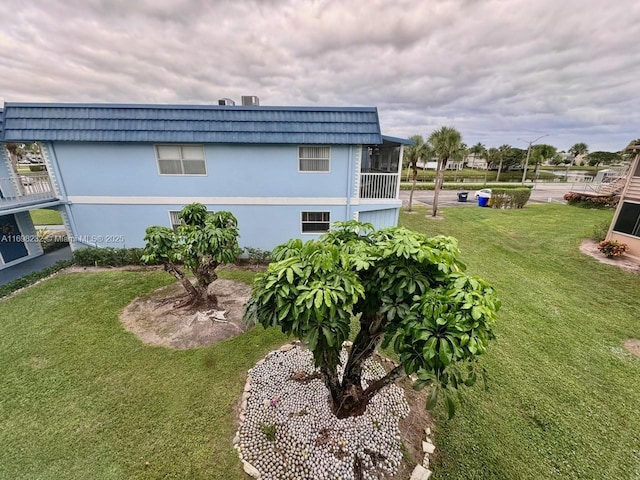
0 0 638 151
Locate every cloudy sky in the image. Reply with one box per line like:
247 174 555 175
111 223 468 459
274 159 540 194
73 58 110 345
1 0 638 152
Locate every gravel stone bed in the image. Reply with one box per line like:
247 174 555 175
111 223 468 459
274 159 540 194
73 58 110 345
236 345 410 480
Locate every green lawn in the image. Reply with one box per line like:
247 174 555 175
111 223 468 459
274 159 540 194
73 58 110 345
30 209 63 225
0 269 286 480
2 205 639 479
400 205 640 479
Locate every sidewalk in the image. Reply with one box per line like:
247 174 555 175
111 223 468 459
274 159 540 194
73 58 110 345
0 246 72 286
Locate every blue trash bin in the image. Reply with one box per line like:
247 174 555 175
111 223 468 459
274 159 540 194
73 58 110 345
478 195 490 207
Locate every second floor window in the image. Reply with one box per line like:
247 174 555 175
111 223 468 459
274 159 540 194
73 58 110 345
156 145 206 175
299 146 330 172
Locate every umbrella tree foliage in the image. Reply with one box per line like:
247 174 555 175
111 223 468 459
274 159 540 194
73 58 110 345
244 221 500 419
141 203 241 309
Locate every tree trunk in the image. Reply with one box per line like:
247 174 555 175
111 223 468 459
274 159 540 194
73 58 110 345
407 161 418 212
496 160 503 182
329 313 391 418
163 262 200 302
431 158 446 217
163 260 219 309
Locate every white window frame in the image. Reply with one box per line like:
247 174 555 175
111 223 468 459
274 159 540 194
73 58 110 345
612 200 640 238
298 146 331 173
155 145 207 176
301 211 331 234
168 211 182 232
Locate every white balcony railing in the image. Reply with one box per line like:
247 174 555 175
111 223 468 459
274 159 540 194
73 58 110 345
360 172 399 199
0 174 56 208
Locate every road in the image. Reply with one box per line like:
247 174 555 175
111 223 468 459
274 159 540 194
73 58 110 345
399 183 572 208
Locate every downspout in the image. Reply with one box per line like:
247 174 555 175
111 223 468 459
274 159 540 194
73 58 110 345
346 145 353 220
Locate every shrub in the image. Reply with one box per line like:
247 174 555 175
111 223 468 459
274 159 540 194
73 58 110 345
0 260 73 298
242 247 272 265
37 229 69 253
490 188 531 209
73 247 152 267
591 221 611 242
563 192 618 209
597 240 628 258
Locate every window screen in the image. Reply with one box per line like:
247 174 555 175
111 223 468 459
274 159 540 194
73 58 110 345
156 145 206 175
613 202 640 237
299 146 330 172
301 211 331 233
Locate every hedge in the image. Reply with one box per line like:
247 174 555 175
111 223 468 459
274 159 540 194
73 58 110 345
400 183 534 191
72 247 155 267
563 192 618 209
490 188 532 209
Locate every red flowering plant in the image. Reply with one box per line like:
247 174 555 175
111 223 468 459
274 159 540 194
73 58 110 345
597 240 629 258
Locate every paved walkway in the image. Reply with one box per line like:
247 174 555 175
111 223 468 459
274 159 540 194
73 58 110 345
0 246 73 286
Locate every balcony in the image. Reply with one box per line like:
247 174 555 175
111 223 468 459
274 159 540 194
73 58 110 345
360 172 399 199
0 174 57 209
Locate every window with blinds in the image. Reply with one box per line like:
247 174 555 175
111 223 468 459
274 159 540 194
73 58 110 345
613 201 640 238
168 211 183 232
299 146 330 172
301 211 330 233
156 145 206 175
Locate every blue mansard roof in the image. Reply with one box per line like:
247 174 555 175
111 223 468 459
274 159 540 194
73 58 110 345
0 103 387 144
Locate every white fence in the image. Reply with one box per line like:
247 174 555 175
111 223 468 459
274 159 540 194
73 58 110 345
360 173 398 199
0 174 55 206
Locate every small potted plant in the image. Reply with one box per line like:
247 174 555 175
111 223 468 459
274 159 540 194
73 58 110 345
597 240 629 258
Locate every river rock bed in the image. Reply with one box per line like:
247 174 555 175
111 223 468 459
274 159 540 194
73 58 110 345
235 345 410 480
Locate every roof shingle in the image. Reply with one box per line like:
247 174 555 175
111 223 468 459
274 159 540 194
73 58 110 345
1 103 383 144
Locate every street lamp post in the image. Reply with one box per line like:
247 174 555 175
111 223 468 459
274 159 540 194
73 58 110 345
519 134 549 184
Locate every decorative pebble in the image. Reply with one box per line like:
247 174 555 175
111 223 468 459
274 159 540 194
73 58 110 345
236 346 410 480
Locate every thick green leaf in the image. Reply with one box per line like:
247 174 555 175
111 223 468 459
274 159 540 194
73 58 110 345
426 386 439 410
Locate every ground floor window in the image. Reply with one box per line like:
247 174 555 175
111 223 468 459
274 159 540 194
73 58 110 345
168 211 182 232
301 211 330 233
613 201 640 238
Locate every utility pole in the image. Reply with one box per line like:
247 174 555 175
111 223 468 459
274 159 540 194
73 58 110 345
519 134 549 184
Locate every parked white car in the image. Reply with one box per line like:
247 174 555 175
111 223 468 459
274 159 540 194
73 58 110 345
474 188 492 199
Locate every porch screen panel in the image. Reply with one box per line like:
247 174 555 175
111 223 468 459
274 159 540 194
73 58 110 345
613 201 640 237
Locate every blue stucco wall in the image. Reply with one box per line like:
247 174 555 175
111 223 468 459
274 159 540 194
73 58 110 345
357 208 400 230
52 143 352 198
68 203 358 250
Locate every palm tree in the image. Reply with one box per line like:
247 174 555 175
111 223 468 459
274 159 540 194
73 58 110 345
568 142 588 166
497 144 511 182
483 147 500 183
468 142 486 169
428 126 464 217
403 135 431 212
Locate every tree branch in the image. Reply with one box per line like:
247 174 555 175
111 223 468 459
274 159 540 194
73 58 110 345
362 364 406 401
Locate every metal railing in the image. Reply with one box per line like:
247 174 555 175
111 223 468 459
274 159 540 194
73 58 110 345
360 172 399 199
0 174 56 207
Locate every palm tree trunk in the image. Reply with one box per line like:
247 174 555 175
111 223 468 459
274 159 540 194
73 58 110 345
408 161 418 212
432 158 446 217
496 160 503 182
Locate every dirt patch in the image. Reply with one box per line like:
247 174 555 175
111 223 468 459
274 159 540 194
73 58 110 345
623 339 640 358
120 279 253 349
392 376 433 479
579 240 640 275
